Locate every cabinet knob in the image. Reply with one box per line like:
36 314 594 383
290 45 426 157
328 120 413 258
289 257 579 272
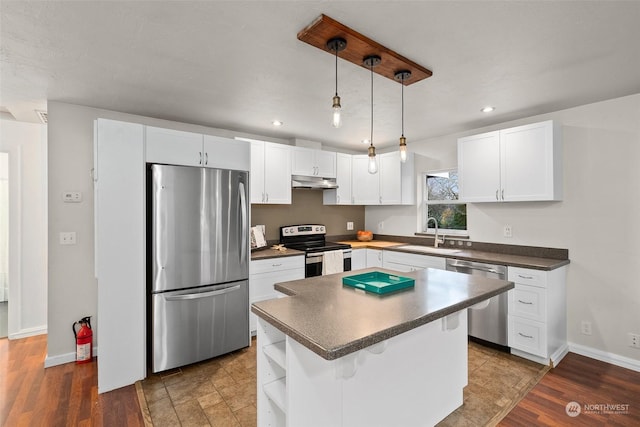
199 152 203 165
495 189 499 200
501 189 504 200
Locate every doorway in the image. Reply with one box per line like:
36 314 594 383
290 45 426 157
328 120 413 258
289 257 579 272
0 152 8 338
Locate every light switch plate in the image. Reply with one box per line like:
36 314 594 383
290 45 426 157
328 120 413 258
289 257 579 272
60 232 77 245
347 221 354 230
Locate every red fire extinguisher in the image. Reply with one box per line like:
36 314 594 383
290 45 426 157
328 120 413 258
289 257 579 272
73 316 93 364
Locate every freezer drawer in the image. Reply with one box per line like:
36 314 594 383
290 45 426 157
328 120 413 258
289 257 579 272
151 280 249 373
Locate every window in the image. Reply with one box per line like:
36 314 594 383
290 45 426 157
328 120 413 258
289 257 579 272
423 170 467 234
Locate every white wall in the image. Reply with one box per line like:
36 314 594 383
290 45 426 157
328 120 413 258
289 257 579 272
0 119 48 338
46 101 289 363
366 93 640 363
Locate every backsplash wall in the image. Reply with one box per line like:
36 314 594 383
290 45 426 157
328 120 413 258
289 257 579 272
251 189 365 241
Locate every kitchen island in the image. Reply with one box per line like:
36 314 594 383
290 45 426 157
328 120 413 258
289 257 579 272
251 267 514 427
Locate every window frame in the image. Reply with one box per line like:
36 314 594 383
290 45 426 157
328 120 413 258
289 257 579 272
422 169 468 236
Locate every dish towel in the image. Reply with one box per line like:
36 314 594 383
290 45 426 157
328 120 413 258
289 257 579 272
322 250 344 275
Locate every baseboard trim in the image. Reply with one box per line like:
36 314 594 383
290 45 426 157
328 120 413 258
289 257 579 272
550 344 569 367
568 342 640 373
8 325 47 340
44 345 99 368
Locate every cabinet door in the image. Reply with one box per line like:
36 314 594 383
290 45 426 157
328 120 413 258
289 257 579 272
263 142 291 204
352 155 380 205
95 119 146 392
146 126 203 166
291 146 316 176
379 152 402 204
249 262 304 333
250 141 265 203
324 153 352 205
203 135 250 171
351 249 366 270
458 131 501 202
501 121 557 201
315 150 337 178
366 249 383 267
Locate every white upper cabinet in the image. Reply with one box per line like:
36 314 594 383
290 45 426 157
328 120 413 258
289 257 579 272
146 126 204 166
323 153 352 205
251 140 291 204
145 127 250 171
351 151 415 205
291 146 337 178
458 120 562 202
352 155 380 204
203 135 250 171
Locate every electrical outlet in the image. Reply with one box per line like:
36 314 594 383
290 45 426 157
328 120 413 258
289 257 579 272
628 333 640 349
59 231 77 245
503 225 513 238
347 221 354 231
581 320 592 336
378 221 384 231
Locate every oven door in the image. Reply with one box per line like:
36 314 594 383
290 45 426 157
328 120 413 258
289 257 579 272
305 249 352 277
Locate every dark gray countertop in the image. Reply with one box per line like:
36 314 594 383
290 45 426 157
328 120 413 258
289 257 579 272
250 247 304 260
384 245 569 270
251 267 514 360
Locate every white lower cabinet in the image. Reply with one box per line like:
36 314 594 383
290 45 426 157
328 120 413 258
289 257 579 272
507 266 567 365
351 249 366 271
257 310 468 427
366 249 383 267
249 256 304 334
382 250 446 272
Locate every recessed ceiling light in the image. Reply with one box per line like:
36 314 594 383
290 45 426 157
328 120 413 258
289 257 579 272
481 106 495 113
272 120 283 126
361 139 370 144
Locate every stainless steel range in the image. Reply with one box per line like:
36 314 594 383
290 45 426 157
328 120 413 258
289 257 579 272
280 225 351 277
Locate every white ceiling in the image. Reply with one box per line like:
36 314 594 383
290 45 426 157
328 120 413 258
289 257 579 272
2 1 639 151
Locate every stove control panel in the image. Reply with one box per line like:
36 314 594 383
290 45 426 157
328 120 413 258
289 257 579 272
281 224 326 236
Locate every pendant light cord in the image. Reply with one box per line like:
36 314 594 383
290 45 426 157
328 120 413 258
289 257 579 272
335 46 339 97
370 60 374 147
401 75 405 137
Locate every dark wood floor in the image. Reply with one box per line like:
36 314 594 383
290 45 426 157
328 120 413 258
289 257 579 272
0 334 144 426
2 335 639 426
500 352 640 426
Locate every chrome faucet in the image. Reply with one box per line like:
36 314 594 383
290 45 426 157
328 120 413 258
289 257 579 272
426 217 444 248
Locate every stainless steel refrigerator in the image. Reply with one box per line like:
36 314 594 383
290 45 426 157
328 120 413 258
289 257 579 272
148 164 249 373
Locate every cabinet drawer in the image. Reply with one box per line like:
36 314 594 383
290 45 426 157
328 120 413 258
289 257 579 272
508 267 547 288
508 285 546 322
383 250 446 270
508 316 547 357
250 256 304 274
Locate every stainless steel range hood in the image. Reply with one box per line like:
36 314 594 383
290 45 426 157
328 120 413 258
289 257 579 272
291 175 338 190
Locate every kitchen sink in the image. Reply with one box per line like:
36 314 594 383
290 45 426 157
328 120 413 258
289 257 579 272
397 245 462 255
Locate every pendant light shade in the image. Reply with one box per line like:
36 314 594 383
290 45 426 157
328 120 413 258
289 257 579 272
364 55 381 174
395 70 411 163
327 38 347 128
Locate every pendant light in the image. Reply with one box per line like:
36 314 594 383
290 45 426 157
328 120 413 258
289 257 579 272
364 55 381 174
327 38 347 128
395 70 411 163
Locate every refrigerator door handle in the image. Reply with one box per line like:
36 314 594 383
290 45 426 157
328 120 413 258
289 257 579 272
164 284 241 301
239 180 248 263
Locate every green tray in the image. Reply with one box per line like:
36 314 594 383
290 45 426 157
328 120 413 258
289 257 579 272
342 271 415 295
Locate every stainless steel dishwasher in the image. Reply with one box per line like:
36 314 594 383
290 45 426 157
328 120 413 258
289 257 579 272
446 259 508 347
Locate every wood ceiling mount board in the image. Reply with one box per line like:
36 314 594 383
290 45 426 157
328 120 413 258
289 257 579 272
297 14 432 86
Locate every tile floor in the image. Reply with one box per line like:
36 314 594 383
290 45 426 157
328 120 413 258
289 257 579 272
139 339 548 427
140 343 257 426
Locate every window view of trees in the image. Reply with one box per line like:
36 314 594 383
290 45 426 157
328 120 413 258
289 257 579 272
425 171 467 231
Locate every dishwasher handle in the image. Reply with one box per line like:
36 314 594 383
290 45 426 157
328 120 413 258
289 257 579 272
165 284 241 301
447 262 501 275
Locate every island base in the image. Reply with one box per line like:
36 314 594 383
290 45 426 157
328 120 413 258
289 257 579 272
256 310 469 427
